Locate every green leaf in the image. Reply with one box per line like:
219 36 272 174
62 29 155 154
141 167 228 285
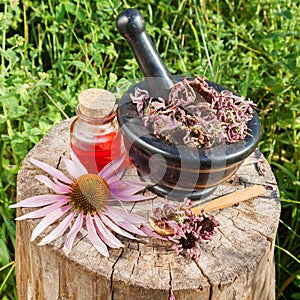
292 292 300 300
278 10 293 20
272 161 297 181
10 137 29 160
55 3 66 22
0 115 6 124
0 238 10 265
64 2 86 21
7 35 24 47
10 106 28 119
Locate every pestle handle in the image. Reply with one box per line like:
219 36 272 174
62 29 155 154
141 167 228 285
116 8 174 98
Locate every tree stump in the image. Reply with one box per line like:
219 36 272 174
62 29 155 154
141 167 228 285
15 119 280 300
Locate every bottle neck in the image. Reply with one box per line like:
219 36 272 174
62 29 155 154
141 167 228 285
75 104 117 125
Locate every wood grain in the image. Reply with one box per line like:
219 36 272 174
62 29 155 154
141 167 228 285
15 118 280 300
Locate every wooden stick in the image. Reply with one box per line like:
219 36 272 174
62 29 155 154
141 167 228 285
149 185 266 236
191 185 266 215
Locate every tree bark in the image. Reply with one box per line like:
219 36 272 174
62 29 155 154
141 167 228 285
15 118 280 300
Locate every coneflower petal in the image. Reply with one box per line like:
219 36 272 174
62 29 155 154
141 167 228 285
15 198 69 220
38 210 76 245
31 204 72 242
69 150 88 178
64 211 83 254
100 214 137 240
10 194 69 208
110 193 154 202
117 220 147 237
105 206 147 224
139 223 167 240
30 158 73 184
94 214 123 249
109 180 148 196
35 175 69 194
61 155 77 179
99 154 125 181
106 174 120 185
86 213 109 257
102 206 127 222
53 177 72 190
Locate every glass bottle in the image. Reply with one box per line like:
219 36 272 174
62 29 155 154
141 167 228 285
70 88 122 174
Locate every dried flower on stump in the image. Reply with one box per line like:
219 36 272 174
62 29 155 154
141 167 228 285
10 153 153 257
151 199 220 262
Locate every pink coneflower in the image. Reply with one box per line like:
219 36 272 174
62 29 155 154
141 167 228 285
10 153 153 257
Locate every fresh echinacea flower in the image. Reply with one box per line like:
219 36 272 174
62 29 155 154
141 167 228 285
10 153 154 257
151 199 220 262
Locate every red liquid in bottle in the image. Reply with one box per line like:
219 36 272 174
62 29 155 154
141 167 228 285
70 125 122 174
70 88 122 174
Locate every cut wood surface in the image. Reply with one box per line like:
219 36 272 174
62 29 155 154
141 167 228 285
15 118 281 300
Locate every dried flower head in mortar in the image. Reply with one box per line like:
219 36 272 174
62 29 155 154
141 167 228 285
131 75 255 148
150 198 220 261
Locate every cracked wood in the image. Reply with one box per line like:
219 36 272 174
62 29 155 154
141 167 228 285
15 118 280 300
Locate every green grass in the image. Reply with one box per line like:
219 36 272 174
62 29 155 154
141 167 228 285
0 0 299 299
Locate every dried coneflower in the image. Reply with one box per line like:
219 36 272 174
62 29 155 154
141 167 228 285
130 75 255 148
150 199 220 262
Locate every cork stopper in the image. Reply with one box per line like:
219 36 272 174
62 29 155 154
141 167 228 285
78 88 116 118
